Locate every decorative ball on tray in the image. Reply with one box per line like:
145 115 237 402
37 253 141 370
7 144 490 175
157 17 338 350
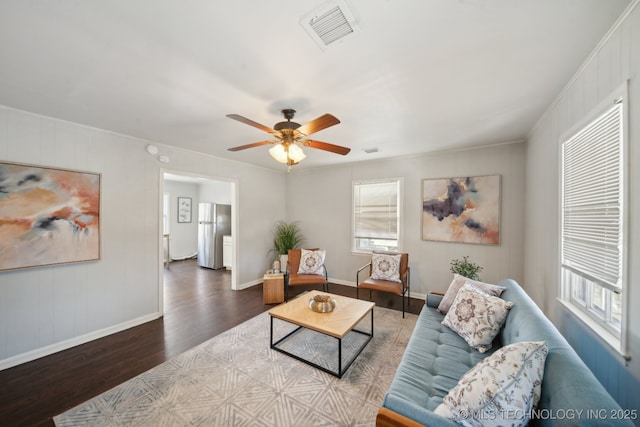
309 294 336 313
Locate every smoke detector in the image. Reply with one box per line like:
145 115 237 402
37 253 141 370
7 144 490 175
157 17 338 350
300 0 359 50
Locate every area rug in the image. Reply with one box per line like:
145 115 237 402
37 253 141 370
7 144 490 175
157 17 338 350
54 306 417 427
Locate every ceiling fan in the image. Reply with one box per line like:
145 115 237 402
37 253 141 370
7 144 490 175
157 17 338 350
226 109 350 169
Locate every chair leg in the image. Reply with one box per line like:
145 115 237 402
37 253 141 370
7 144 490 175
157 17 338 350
402 292 405 318
356 286 359 300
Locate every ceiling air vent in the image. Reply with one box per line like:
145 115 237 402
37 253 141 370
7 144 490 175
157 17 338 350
300 0 359 50
363 147 380 154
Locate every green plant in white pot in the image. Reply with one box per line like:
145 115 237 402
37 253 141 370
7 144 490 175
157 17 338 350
450 256 483 280
271 221 304 273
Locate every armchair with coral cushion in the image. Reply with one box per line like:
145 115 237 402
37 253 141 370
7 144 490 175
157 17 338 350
285 248 328 300
357 252 410 317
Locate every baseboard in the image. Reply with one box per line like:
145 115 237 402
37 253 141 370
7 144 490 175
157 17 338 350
236 278 262 290
328 277 355 287
0 312 162 371
240 277 354 291
242 276 427 300
230 276 429 302
1 277 426 372
329 278 427 301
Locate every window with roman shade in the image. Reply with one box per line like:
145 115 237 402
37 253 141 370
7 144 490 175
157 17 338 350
352 179 401 252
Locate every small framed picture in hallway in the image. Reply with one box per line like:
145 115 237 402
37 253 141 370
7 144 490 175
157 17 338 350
177 197 192 223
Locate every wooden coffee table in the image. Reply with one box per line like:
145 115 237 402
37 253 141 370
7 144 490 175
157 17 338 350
269 290 375 378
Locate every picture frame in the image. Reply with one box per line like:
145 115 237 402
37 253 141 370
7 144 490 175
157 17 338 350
421 175 501 245
0 161 101 271
177 197 192 223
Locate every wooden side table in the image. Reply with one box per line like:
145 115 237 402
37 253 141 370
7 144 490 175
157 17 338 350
263 273 284 304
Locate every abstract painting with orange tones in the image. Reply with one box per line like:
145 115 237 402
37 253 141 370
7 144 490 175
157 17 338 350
422 175 500 245
0 162 100 271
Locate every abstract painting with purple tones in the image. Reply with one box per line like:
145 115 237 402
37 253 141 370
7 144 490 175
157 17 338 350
0 162 101 271
422 175 500 244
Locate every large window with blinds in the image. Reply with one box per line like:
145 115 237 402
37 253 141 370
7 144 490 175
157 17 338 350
352 179 402 253
560 90 627 352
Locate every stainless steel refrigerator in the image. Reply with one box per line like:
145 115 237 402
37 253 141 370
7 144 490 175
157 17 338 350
197 203 231 269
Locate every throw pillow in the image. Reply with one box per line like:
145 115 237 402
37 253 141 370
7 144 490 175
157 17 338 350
434 341 549 427
438 274 506 314
441 283 513 353
297 249 326 275
371 253 402 282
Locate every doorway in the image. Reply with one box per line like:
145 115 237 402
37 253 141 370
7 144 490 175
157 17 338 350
160 171 237 314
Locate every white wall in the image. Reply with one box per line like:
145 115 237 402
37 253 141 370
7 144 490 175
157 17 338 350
162 179 233 261
524 2 640 407
0 106 286 369
199 181 232 205
285 142 526 298
164 180 199 260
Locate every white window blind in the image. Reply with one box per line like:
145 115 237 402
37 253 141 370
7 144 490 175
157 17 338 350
561 101 623 294
353 179 400 252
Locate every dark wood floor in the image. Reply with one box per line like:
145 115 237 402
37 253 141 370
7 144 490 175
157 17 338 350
0 259 422 427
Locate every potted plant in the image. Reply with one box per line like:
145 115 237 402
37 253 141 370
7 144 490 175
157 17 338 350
450 255 483 280
271 221 304 272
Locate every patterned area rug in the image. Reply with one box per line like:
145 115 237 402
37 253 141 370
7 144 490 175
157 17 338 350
54 306 417 426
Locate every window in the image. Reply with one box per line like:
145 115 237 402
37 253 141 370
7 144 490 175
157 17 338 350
352 179 402 252
560 86 628 355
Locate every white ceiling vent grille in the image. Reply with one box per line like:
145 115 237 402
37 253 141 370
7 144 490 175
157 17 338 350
301 1 359 50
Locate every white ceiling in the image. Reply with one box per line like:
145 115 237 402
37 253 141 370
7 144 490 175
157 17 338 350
0 0 631 171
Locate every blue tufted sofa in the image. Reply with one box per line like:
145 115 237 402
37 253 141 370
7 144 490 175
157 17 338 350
377 279 633 427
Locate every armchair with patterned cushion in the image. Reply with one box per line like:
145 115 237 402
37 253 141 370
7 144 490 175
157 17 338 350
285 248 328 300
357 252 410 317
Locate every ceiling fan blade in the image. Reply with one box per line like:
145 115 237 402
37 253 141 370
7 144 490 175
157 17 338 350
296 114 340 136
227 141 273 152
303 140 351 155
226 114 275 134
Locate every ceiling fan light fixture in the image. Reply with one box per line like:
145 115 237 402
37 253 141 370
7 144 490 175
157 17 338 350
269 142 307 165
227 109 348 167
269 143 289 163
288 143 306 163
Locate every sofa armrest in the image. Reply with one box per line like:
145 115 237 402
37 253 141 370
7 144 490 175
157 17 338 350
376 407 426 427
425 292 443 309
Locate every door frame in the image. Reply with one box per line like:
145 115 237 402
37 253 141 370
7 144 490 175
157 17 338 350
158 168 239 315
